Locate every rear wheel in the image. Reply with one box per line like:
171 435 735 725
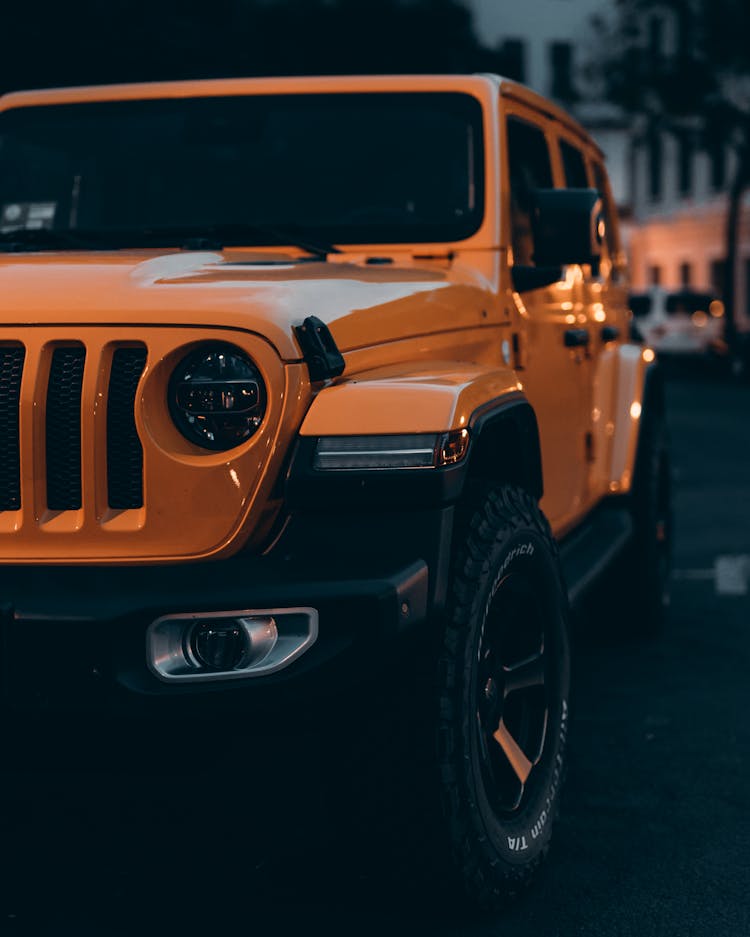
436 485 570 909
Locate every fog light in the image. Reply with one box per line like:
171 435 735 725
147 608 315 683
189 621 249 671
186 616 279 672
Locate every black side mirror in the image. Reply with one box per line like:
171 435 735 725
531 188 603 267
511 265 563 292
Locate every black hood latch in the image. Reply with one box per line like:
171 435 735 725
294 316 346 382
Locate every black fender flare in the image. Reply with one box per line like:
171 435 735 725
465 394 544 501
285 392 543 509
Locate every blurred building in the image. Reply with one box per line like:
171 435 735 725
466 0 748 319
466 0 630 208
622 5 741 308
628 122 735 296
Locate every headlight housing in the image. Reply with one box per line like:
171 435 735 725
313 430 469 470
169 344 267 451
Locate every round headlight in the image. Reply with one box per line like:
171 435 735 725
169 344 267 451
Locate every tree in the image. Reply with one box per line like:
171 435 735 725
590 0 750 353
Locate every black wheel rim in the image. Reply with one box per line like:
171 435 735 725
475 570 558 817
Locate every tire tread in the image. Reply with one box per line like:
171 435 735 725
437 484 566 909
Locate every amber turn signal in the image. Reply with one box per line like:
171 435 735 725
438 429 470 466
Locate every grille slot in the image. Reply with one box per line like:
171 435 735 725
46 346 86 511
0 346 25 511
107 347 147 510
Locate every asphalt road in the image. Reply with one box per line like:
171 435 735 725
1 371 748 936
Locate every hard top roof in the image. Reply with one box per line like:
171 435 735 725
0 73 601 156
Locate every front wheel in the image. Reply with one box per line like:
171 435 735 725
436 485 570 909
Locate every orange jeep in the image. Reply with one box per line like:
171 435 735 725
0 75 670 907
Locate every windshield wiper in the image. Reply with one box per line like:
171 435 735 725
143 223 342 259
60 223 339 257
0 223 342 258
0 228 114 252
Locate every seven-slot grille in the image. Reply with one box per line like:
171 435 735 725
46 346 86 511
107 347 148 510
0 342 147 513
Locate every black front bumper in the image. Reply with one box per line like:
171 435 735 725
0 506 452 717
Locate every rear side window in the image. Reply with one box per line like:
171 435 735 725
507 117 553 265
560 139 588 188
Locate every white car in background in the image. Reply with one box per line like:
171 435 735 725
630 288 727 359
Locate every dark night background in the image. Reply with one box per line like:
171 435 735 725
0 2 749 935
1 0 499 93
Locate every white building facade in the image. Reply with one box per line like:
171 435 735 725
466 0 750 330
465 0 630 207
628 131 737 294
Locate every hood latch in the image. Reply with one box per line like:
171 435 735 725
294 316 346 382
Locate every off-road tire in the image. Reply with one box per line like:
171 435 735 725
437 485 570 910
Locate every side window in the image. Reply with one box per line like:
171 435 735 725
507 117 553 266
560 139 588 188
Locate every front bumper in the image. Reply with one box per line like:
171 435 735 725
0 507 451 717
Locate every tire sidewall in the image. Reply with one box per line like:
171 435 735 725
455 518 570 869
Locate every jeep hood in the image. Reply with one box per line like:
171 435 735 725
0 249 491 360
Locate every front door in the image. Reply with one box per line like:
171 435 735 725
502 109 593 535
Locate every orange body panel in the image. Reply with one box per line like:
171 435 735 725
0 250 498 360
300 362 521 436
0 74 645 563
0 324 309 562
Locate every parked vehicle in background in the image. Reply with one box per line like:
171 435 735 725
0 74 670 911
630 287 727 360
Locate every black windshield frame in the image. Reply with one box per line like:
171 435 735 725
0 92 486 248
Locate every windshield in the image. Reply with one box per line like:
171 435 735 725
0 93 484 248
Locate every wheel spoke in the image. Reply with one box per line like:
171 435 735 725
503 651 545 696
476 712 490 762
492 719 532 784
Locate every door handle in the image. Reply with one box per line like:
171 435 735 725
564 328 590 348
601 325 620 343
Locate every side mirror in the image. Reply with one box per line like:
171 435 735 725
531 188 604 267
511 265 564 292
